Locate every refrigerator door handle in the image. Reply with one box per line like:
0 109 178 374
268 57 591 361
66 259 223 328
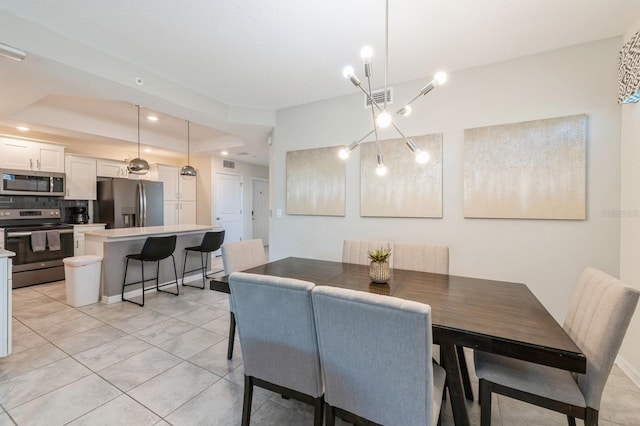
142 183 147 227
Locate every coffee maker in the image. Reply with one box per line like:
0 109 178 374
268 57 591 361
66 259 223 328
68 206 89 224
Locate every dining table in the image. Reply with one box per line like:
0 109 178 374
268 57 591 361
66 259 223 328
209 257 586 426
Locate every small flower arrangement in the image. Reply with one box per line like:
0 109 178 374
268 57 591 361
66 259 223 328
367 247 392 263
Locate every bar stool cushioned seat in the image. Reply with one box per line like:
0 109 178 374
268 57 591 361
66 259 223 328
182 230 225 289
122 235 179 307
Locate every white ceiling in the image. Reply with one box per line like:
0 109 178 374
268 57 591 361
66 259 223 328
1 0 639 166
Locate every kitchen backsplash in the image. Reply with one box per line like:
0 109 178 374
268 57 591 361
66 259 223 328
0 196 89 223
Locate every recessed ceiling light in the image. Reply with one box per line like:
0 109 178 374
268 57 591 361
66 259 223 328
221 151 229 156
147 115 158 122
15 126 29 131
144 148 152 153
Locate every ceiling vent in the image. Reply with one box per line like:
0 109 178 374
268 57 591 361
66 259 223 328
223 159 236 169
364 87 393 109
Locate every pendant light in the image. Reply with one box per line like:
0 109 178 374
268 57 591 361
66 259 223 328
180 120 197 179
127 104 150 175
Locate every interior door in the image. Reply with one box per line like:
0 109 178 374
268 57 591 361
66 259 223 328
251 178 269 245
215 172 243 244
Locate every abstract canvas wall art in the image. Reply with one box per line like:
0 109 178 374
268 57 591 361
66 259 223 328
361 134 443 218
286 146 346 216
464 114 587 220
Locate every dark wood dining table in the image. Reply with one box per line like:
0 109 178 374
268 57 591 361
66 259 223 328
210 257 586 426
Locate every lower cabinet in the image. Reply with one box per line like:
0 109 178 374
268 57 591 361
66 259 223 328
164 201 196 225
73 224 106 256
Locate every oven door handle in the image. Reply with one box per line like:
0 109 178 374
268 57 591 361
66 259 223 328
7 229 74 238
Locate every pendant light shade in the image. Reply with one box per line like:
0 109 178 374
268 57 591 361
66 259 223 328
180 120 197 179
128 104 150 175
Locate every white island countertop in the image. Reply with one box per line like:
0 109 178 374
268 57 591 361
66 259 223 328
0 250 15 258
85 224 214 242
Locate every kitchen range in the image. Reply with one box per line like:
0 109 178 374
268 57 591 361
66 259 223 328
1 208 73 288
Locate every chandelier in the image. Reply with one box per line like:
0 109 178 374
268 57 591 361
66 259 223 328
338 0 447 176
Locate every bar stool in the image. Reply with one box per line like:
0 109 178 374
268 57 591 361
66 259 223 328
181 230 225 289
122 235 179 307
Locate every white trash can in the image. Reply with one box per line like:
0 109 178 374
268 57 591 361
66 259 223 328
63 255 103 307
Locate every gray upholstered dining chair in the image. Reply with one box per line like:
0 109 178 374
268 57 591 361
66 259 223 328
229 272 324 426
474 267 640 426
342 240 392 266
312 286 446 426
393 242 449 274
221 239 267 360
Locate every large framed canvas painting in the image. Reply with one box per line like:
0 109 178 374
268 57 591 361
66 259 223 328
360 134 443 218
464 114 587 220
286 146 346 216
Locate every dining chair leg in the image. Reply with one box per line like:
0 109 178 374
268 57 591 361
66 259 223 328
325 403 335 426
479 379 492 426
241 375 253 426
313 396 324 426
227 312 236 360
584 408 598 426
456 345 474 401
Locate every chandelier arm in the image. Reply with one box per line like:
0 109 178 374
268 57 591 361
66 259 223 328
395 94 422 115
365 74 382 154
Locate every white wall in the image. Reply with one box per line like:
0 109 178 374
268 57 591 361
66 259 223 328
619 19 640 387
272 37 622 324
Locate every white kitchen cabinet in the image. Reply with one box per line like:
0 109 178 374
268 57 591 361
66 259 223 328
65 155 97 200
1 252 13 357
180 200 197 224
73 224 106 256
96 159 130 178
151 164 197 225
163 200 197 226
0 137 65 172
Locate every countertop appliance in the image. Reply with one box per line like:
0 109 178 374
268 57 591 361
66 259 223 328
0 168 65 196
95 178 164 229
0 208 74 288
68 206 89 224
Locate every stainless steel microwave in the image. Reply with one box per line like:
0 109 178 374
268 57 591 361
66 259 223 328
0 169 65 196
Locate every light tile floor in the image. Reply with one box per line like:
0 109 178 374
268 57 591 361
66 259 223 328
1 258 640 425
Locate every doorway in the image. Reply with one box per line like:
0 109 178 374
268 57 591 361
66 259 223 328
214 172 243 244
251 178 269 246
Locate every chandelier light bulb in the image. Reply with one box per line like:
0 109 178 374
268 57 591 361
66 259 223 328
433 71 448 86
415 149 430 164
376 111 392 128
398 105 412 116
342 66 355 79
360 45 374 61
338 148 350 160
376 163 388 176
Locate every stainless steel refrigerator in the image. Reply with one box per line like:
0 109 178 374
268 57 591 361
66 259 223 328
95 178 164 228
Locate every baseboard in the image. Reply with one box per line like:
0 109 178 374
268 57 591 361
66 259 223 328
616 355 640 390
100 273 206 304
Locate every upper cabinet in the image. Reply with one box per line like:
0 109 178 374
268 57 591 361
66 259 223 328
65 155 97 200
0 137 65 173
151 164 196 201
150 164 197 225
96 159 130 178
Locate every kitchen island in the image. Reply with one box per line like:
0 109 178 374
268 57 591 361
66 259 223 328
1 249 15 357
84 225 217 303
